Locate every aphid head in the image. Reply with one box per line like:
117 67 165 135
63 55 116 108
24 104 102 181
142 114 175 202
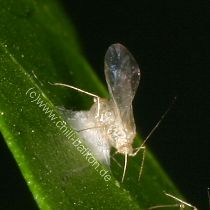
117 143 133 155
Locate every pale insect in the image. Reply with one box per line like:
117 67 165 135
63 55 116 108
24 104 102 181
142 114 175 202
149 192 198 210
53 43 145 182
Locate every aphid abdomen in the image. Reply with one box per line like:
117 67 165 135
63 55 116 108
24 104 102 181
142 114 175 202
65 110 111 165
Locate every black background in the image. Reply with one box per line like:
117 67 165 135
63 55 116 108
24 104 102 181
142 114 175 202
65 1 209 209
0 1 209 209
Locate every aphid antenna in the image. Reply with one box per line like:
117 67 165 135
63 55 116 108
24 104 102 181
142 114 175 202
131 96 177 182
164 192 198 210
208 187 210 209
139 96 177 149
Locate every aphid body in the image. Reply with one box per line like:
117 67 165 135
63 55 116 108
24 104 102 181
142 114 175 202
55 43 141 181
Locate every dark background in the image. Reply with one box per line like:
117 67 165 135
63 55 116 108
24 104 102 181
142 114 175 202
0 0 209 209
65 1 209 209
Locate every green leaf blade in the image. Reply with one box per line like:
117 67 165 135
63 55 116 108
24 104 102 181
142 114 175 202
0 0 183 209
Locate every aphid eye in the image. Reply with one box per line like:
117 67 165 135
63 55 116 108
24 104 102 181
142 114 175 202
105 112 111 117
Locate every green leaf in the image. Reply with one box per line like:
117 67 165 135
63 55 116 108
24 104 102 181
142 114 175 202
0 0 184 209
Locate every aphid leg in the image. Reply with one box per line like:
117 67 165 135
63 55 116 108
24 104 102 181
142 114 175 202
76 125 103 132
111 153 123 168
122 153 128 182
121 147 145 182
137 146 146 182
148 203 182 209
138 146 146 181
130 145 146 182
110 151 129 182
50 82 101 118
111 151 127 182
208 187 210 209
31 70 38 80
31 70 44 86
149 192 197 210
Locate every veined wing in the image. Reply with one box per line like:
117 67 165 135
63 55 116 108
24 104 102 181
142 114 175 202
104 43 140 122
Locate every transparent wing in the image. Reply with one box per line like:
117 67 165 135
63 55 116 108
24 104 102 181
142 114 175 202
104 43 140 122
